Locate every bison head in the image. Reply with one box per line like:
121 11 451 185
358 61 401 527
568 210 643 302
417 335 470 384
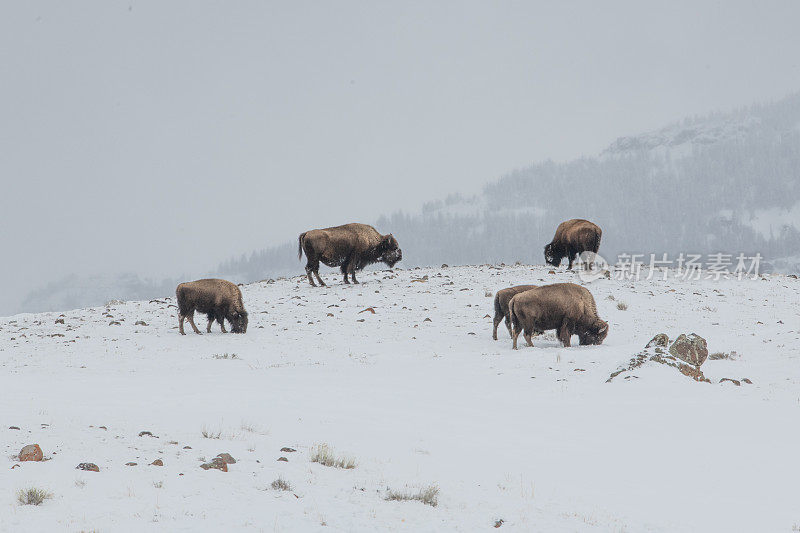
544 243 560 267
581 319 608 345
379 234 402 267
230 310 248 334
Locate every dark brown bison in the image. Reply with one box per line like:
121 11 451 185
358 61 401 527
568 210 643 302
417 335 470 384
508 283 608 349
298 223 402 286
492 285 538 340
544 219 602 270
176 279 248 335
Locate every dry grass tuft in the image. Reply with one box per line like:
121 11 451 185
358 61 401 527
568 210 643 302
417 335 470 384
201 427 222 439
385 484 439 507
17 487 53 506
616 301 628 311
270 477 292 491
310 444 356 469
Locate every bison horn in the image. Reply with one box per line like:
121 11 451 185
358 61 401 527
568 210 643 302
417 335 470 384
598 322 608 334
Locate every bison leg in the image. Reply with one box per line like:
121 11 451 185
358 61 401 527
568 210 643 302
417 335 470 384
524 330 533 347
179 313 186 335
206 314 214 333
305 265 317 287
558 320 572 347
217 313 228 333
313 269 326 286
511 326 522 350
350 267 359 284
492 312 502 340
186 311 202 334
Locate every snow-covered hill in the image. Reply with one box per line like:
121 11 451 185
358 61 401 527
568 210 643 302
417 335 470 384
2 264 799 531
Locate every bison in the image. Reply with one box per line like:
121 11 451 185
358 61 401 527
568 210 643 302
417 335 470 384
544 219 602 270
508 283 608 349
176 279 248 335
298 223 402 286
492 284 538 340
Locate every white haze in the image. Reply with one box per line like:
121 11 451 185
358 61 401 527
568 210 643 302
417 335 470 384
2 0 800 315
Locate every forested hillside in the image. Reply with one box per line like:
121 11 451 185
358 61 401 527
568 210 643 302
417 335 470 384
220 93 800 280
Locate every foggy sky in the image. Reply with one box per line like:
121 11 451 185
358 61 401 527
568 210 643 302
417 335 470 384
2 0 800 315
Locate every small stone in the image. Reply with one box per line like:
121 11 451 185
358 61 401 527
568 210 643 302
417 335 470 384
358 307 376 314
277 456 288 462
9 426 20 430
125 462 137 466
19 444 43 462
280 447 296 453
742 378 753 384
55 318 65 324
135 320 148 326
109 321 121 326
150 459 164 466
183 446 192 449
138 430 156 437
423 317 432 322
77 462 100 472
720 378 741 386
11 464 20 469
645 333 670 349
200 457 228 472
216 453 236 464
548 270 556 274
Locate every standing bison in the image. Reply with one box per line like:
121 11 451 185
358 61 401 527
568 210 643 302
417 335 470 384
176 279 248 335
508 283 608 349
492 284 538 340
544 219 602 270
298 223 402 286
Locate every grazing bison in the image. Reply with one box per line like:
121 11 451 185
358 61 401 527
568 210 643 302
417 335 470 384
508 283 608 349
492 285 538 340
176 279 248 335
544 219 602 270
298 223 402 286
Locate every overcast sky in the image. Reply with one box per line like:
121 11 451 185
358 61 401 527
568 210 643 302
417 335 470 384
2 0 800 315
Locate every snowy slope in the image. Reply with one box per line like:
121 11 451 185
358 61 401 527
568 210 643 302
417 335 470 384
2 264 799 532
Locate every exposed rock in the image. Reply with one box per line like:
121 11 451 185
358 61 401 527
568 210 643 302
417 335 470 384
55 318 65 324
200 457 228 472
441 264 449 268
280 447 296 453
135 320 148 326
216 453 236 464
668 333 708 367
76 462 100 472
742 378 753 384
608 346 711 383
277 456 288 462
109 321 121 326
720 378 741 386
9 426 20 430
645 333 670 348
183 446 192 449
150 459 164 466
125 462 137 466
19 444 43 462
138 430 157 437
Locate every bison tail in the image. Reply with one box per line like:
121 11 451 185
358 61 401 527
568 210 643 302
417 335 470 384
493 293 503 321
509 298 521 336
298 232 306 261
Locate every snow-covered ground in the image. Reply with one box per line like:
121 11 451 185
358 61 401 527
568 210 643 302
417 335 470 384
1 264 799 532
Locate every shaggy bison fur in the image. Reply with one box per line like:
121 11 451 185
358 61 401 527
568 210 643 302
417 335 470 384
492 285 538 340
544 219 602 270
176 279 248 335
298 223 402 286
508 283 608 349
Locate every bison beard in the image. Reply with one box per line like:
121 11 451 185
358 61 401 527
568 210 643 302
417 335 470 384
298 223 402 286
